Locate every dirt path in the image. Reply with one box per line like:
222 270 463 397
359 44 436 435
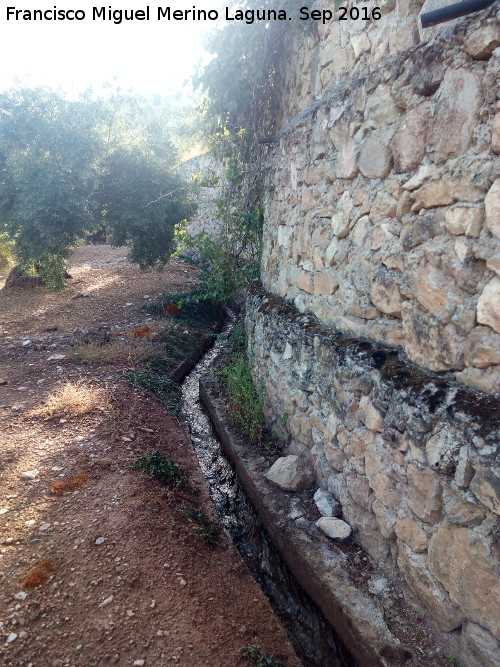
0 246 300 667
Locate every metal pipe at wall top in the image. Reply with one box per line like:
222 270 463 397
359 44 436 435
420 0 497 28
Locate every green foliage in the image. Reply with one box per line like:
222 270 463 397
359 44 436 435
0 232 14 273
241 644 286 667
20 254 68 291
147 291 222 328
147 94 206 161
177 130 263 305
220 353 265 443
0 88 99 283
96 145 195 271
188 1 309 304
219 324 265 444
445 655 457 665
227 322 247 350
0 86 196 286
135 451 197 493
126 370 182 416
195 0 307 137
183 506 221 544
127 287 220 409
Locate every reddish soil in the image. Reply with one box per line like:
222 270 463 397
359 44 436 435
0 246 300 667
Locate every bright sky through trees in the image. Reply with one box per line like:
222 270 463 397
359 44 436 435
0 0 221 95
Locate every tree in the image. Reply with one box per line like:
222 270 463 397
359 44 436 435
0 88 100 286
97 146 196 270
0 87 196 288
194 0 306 138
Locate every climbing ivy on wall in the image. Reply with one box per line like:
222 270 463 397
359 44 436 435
178 128 264 304
194 0 306 137
186 0 306 303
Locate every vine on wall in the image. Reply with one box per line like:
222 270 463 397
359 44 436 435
182 0 305 304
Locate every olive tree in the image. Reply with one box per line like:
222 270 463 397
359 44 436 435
0 87 196 288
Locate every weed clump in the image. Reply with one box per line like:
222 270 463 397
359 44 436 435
21 560 57 588
146 291 221 328
135 451 198 493
183 506 221 545
29 381 107 419
241 644 286 666
219 324 265 444
70 338 153 364
126 370 182 416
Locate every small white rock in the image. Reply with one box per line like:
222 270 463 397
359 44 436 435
47 354 66 361
98 595 113 608
95 537 105 545
39 523 51 531
314 489 342 517
6 632 18 643
21 469 40 480
133 660 145 666
13 592 28 601
315 517 352 541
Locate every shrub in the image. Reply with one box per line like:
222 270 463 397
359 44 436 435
0 233 15 273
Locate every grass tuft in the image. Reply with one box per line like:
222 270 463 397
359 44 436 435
70 338 153 364
219 325 265 444
29 381 107 419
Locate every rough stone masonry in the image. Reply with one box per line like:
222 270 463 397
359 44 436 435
245 2 500 665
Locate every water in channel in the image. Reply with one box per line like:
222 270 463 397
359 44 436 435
181 317 356 667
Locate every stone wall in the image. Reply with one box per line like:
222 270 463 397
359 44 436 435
278 0 422 124
246 3 500 665
247 284 500 665
263 4 500 394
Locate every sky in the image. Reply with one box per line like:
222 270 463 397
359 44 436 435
0 1 223 97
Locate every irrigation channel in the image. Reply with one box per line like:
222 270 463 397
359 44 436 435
181 316 356 667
